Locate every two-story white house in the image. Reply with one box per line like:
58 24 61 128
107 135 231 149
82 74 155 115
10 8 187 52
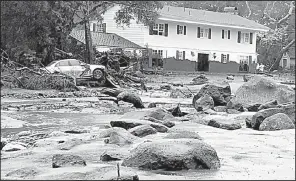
88 5 269 72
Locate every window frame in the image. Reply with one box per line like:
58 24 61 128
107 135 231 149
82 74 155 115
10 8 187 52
221 54 227 63
97 23 104 32
153 23 165 36
199 28 209 38
242 33 250 43
239 55 249 64
178 25 184 35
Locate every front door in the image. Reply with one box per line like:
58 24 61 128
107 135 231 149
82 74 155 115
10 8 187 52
197 53 209 71
283 59 287 68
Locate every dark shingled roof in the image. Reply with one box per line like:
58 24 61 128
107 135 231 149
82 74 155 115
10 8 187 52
69 29 143 49
158 6 270 31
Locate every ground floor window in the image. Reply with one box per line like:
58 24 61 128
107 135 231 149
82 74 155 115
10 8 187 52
220 53 229 63
152 50 163 58
239 55 250 72
176 50 185 60
239 56 249 64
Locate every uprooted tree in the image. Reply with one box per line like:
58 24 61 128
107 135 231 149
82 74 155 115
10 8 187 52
1 1 162 90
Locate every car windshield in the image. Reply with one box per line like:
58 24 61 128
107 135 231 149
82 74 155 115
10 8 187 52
47 61 58 67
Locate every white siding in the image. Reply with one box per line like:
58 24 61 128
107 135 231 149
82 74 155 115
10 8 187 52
97 5 260 63
95 5 145 47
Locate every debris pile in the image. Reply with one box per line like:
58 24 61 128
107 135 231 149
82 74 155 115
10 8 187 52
191 74 208 85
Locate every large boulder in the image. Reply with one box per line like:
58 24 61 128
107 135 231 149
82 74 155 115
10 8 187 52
122 139 220 170
193 81 231 106
100 149 129 161
259 113 295 131
98 127 129 138
129 125 157 137
110 119 169 133
121 108 177 122
144 117 175 128
246 103 262 112
226 101 244 112
279 103 295 123
2 142 26 152
230 76 295 106
52 154 86 168
250 108 285 130
1 138 8 150
207 120 242 130
117 91 145 108
193 94 214 111
164 131 203 140
104 130 138 146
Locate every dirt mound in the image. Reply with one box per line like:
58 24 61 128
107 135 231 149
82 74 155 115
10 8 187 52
232 76 295 106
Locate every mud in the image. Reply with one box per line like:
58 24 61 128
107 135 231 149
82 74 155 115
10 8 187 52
1 73 295 180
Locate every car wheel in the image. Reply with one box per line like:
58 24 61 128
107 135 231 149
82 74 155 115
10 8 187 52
93 69 104 80
93 69 106 86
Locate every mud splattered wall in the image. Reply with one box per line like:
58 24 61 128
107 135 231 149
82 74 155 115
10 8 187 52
163 58 256 73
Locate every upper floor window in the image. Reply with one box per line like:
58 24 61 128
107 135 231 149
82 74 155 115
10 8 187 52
238 31 253 44
97 23 105 32
149 24 168 37
91 23 106 33
153 24 164 35
177 25 186 35
197 27 211 39
222 30 230 39
243 33 249 43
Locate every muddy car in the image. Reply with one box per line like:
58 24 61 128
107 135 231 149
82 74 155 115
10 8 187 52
42 59 107 85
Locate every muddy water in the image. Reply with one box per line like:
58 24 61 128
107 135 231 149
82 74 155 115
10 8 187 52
1 111 121 137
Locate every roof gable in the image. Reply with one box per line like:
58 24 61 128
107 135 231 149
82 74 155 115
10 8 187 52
158 6 270 31
69 29 143 49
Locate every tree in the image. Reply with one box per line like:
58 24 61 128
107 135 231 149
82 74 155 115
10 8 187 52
1 1 78 65
1 1 162 65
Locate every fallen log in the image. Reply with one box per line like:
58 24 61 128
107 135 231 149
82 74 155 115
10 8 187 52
101 88 123 97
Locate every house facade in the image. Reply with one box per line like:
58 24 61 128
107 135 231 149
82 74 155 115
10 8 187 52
89 5 269 71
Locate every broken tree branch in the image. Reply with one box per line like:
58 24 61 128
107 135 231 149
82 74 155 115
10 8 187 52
268 38 295 72
263 2 277 22
245 1 252 18
277 1 295 25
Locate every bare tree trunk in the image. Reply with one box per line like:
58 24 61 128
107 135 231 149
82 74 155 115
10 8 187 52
84 1 94 64
268 39 295 72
